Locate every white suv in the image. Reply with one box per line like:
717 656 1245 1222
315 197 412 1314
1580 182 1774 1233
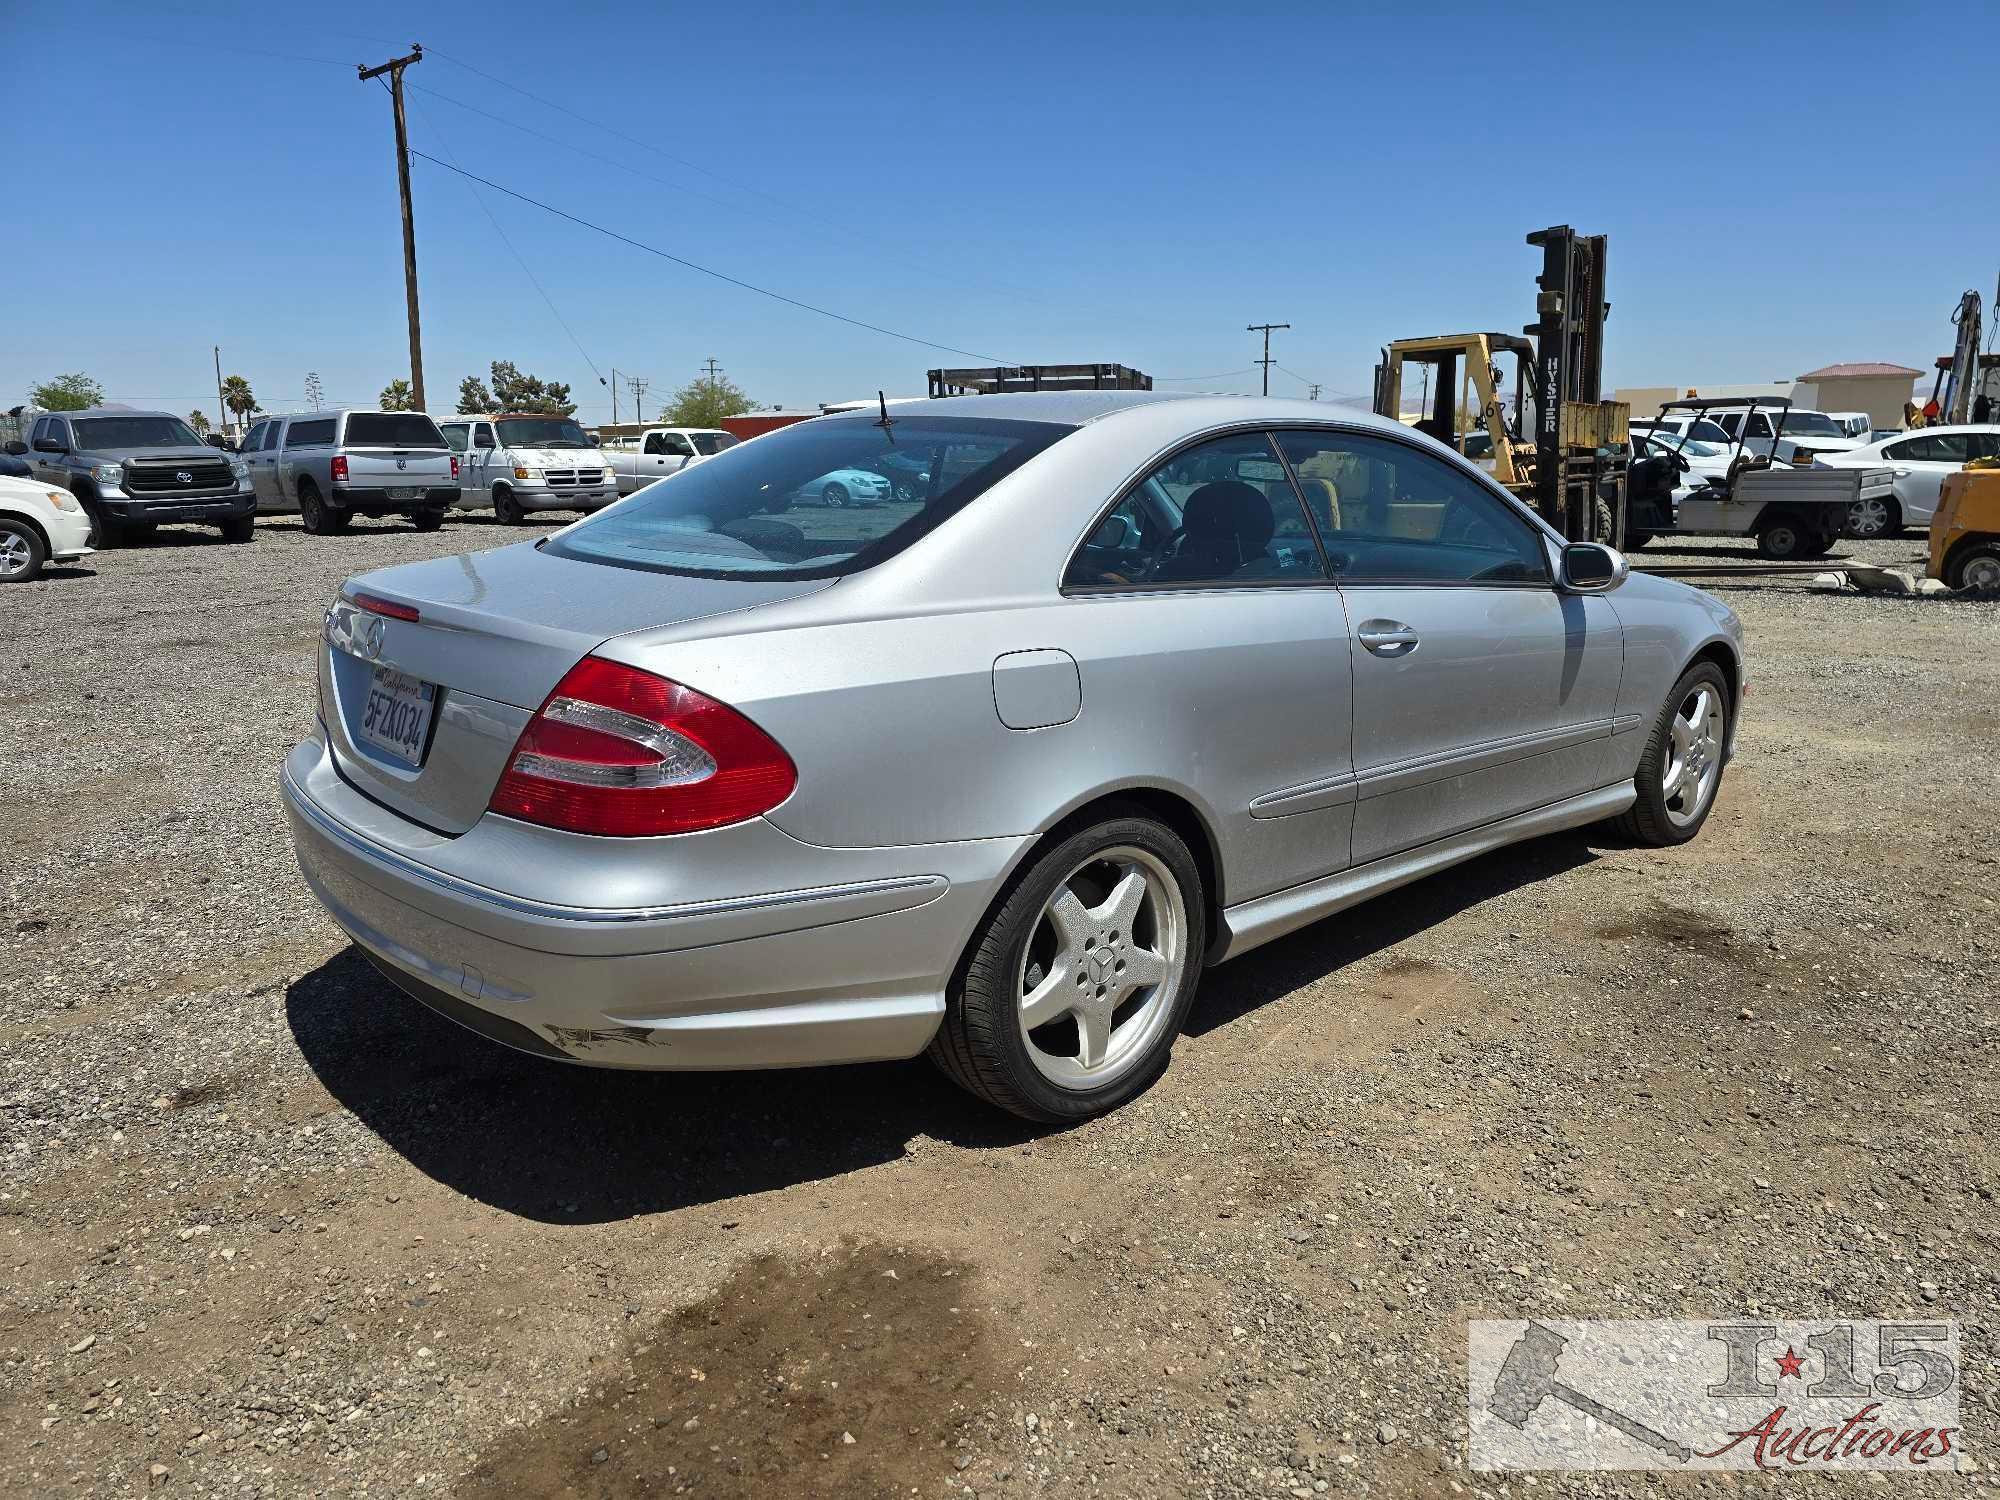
440 413 618 524
1708 406 1868 466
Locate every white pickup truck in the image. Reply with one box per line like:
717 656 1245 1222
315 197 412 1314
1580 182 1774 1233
602 427 739 495
439 413 619 525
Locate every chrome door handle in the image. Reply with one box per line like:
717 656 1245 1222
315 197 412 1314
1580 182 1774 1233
1357 620 1419 657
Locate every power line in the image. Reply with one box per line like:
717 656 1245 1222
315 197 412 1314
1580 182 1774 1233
1157 367 1257 382
406 149 1014 364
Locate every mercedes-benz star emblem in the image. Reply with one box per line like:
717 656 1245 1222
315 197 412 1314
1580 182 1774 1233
356 615 386 661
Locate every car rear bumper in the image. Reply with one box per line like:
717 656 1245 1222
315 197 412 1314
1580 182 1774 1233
332 486 459 512
280 733 1026 1070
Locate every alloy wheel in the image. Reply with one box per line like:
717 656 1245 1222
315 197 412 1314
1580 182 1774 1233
1663 684 1725 828
1015 846 1185 1090
1846 496 1891 537
0 531 30 579
1961 552 2000 591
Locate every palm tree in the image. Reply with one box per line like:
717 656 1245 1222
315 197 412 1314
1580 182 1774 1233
220 375 257 439
378 378 414 411
187 410 211 438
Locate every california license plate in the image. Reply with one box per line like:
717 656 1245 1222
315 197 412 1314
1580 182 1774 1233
388 486 418 500
358 666 436 768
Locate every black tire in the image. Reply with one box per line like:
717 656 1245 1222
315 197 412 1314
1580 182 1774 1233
1624 531 1653 550
1755 514 1808 560
895 480 919 504
411 507 445 533
82 501 113 548
1946 542 2000 592
493 487 524 525
928 811 1207 1123
298 482 346 535
1846 494 1901 539
0 517 48 583
219 515 255 543
822 483 848 508
1612 661 1731 848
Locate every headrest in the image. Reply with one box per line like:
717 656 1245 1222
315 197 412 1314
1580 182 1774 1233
1182 480 1275 551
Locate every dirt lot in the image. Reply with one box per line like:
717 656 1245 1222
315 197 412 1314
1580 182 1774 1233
2 516 1996 1498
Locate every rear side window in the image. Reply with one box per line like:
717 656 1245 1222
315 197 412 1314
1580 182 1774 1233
344 413 446 448
1064 432 1323 588
1273 429 1549 585
283 419 336 448
546 415 1069 579
692 432 738 455
439 424 468 452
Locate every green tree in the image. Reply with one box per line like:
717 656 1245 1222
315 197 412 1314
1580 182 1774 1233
457 375 495 414
662 373 755 428
378 378 415 411
30 373 104 411
486 360 575 415
187 409 211 437
220 375 258 432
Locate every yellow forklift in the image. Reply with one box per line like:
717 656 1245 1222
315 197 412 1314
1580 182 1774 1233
1372 226 1629 543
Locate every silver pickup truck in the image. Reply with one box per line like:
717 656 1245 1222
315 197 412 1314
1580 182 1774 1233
602 426 738 495
10 407 256 546
242 409 458 535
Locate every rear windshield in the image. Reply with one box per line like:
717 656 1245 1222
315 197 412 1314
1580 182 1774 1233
691 432 738 456
344 412 446 448
545 415 1071 579
72 416 202 449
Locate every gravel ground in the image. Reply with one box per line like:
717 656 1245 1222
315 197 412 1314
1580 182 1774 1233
2 517 1996 1498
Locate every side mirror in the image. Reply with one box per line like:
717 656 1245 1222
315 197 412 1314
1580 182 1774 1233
33 436 66 454
2 440 26 456
1560 541 1628 592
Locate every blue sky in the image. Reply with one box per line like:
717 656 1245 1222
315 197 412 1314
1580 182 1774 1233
6 0 1992 423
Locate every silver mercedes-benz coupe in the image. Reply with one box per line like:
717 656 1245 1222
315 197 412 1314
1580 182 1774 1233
284 391 1743 1121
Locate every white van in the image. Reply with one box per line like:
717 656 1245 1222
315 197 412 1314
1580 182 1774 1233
438 413 618 524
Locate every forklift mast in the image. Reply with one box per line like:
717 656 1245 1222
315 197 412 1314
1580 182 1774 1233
1527 225 1611 539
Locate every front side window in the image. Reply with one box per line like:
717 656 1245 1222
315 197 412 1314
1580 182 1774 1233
261 422 282 451
1273 429 1549 584
242 422 265 451
1065 432 1323 589
1713 412 1743 437
546 415 1069 579
71 416 202 449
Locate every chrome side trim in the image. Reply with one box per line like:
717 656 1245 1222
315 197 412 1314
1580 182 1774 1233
1213 781 1636 962
281 765 945 926
1612 712 1645 734
1355 719 1611 800
1249 771 1360 819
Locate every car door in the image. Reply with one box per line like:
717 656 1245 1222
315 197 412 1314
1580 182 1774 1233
1061 429 1357 901
1273 428 1625 867
645 431 696 486
1883 432 1970 524
31 417 72 489
463 422 497 499
240 422 272 503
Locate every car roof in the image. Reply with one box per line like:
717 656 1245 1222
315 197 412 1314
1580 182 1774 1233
817 389 1411 437
52 407 179 420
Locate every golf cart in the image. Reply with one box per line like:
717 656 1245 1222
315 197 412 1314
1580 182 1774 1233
1626 396 1890 560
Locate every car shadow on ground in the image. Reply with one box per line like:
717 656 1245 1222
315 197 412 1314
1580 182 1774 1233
286 831 1609 1224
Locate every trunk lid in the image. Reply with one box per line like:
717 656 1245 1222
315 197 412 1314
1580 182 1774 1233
341 446 456 485
319 541 832 833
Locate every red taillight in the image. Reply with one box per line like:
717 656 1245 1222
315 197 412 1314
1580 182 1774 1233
450 455 461 479
330 454 350 482
488 657 796 837
351 591 420 622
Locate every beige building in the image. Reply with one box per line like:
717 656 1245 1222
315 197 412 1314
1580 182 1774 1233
1615 363 1922 430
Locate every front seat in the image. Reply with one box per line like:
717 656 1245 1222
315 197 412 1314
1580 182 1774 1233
1154 480 1276 580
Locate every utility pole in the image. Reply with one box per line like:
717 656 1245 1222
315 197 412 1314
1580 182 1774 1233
1307 383 1321 401
358 44 427 411
610 369 619 427
703 357 722 390
213 346 226 436
626 376 650 426
1247 322 1289 396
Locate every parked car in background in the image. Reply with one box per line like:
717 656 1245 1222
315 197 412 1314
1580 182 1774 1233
1707 405 1868 466
441 414 616 523
1828 411 1872 440
0 472 94 581
788 466 892 507
0 449 32 479
283 391 1744 1123
1812 425 2000 535
245 410 457 535
12 408 255 546
603 427 739 495
1645 414 1739 447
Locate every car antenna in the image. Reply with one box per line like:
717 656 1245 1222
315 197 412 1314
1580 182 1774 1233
875 390 896 438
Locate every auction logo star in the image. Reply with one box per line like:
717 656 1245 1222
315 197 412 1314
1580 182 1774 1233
1774 1346 1806 1380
